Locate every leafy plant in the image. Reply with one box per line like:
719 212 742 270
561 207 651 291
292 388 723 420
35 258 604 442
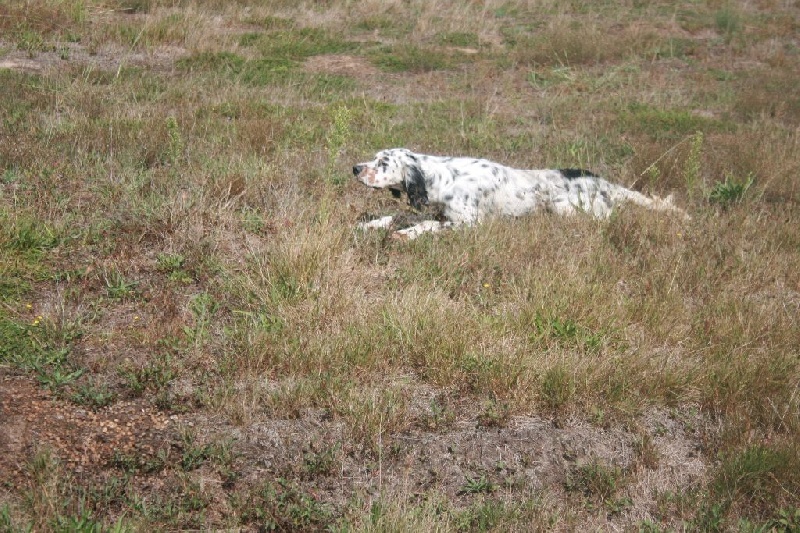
302 442 338 478
71 381 117 408
180 430 213 471
104 270 138 299
459 475 497 495
37 366 84 392
708 173 755 206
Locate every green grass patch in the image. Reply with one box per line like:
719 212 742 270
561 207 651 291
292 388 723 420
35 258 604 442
436 31 480 48
696 444 800 527
369 44 462 73
620 103 731 141
176 51 246 74
239 27 359 59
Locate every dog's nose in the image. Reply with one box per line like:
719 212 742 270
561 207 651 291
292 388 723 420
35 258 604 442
353 165 363 176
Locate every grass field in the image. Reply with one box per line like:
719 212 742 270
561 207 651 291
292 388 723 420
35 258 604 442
1 0 799 530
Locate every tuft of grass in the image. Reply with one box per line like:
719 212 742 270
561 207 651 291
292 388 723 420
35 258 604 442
540 366 575 410
176 51 246 74
715 6 742 42
565 461 624 503
436 31 480 48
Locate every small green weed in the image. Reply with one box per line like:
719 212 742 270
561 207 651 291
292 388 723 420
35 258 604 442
459 475 497 495
157 253 192 283
529 311 604 352
104 270 138 299
623 104 728 141
302 442 338 478
18 30 47 57
477 397 511 428
421 396 456 430
71 381 117 409
707 173 755 206
708 444 799 518
37 366 84 392
246 27 358 59
765 507 800 531
239 58 295 85
1 212 58 256
528 67 574 89
179 429 213 471
119 354 177 396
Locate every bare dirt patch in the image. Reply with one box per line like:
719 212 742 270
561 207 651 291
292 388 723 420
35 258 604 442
0 376 176 482
0 41 187 74
302 54 380 80
2 370 708 527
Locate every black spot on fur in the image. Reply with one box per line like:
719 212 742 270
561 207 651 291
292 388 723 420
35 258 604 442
560 168 599 179
405 163 428 210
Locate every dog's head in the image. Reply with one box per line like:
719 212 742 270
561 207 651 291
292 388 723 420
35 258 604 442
353 148 428 209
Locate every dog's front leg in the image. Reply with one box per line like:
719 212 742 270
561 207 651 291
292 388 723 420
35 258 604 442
392 220 452 240
358 215 394 230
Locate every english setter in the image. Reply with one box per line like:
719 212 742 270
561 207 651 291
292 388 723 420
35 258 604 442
354 148 685 239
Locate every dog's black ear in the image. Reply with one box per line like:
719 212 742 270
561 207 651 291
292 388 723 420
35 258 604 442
405 162 428 210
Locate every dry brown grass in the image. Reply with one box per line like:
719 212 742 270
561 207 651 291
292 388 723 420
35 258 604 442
1 0 799 530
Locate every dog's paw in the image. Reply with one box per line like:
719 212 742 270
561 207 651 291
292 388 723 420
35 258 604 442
358 215 394 230
390 230 410 241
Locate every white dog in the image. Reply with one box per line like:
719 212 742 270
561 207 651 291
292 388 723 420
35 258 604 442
354 148 685 239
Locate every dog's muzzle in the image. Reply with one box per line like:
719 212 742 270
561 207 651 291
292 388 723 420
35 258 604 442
353 165 365 177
